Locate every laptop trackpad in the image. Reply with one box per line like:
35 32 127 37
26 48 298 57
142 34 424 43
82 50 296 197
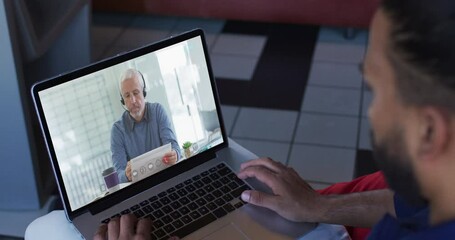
202 223 250 240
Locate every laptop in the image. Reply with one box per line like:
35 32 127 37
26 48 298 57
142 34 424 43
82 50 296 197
32 29 315 239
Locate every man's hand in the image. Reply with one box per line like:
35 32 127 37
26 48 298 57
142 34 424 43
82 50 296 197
162 150 177 165
237 157 326 222
238 158 395 227
93 214 151 240
93 214 179 240
126 162 132 182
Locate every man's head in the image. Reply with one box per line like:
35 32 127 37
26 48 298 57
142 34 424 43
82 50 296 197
120 69 147 122
364 0 455 213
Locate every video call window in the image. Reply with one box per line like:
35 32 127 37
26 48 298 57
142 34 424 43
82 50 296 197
38 37 223 210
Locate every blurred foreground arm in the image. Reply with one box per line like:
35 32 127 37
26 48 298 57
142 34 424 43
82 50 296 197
93 214 151 240
93 215 179 240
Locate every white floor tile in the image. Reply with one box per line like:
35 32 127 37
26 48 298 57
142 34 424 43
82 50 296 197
212 34 267 57
302 86 361 116
204 34 218 50
114 29 170 48
295 113 359 148
313 42 365 64
232 138 290 164
232 107 298 142
220 105 239 135
289 144 356 183
308 62 363 89
210 54 259 80
359 118 372 150
362 90 373 117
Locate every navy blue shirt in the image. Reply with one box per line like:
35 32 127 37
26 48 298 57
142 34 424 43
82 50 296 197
369 194 455 239
111 102 180 183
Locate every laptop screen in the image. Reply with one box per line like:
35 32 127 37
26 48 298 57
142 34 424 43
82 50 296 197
35 33 225 211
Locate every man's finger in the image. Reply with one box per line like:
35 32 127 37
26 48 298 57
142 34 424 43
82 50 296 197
240 157 284 173
237 166 281 192
126 162 133 181
241 190 278 211
93 224 107 240
126 169 132 181
135 217 152 237
163 156 176 164
163 150 175 157
107 217 120 240
119 214 136 238
163 150 177 164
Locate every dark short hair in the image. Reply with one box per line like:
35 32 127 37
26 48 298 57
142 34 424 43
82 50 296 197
381 0 455 112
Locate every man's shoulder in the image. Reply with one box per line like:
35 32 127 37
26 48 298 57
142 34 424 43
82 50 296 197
424 220 455 238
146 102 165 115
112 112 129 131
369 204 430 239
147 102 164 109
394 194 428 219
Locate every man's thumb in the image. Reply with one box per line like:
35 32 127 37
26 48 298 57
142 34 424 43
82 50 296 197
241 190 274 208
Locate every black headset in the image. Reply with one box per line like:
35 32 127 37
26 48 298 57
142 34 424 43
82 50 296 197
120 71 147 105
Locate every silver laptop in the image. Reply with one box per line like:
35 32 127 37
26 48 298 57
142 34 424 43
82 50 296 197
32 29 315 239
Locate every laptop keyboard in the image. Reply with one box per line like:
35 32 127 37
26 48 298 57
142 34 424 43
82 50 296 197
101 163 251 240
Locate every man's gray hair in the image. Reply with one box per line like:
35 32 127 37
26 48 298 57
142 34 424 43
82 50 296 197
119 68 144 91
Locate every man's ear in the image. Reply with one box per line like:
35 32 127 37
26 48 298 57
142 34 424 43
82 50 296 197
418 107 451 161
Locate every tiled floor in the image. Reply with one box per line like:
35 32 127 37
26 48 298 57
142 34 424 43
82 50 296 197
91 12 375 190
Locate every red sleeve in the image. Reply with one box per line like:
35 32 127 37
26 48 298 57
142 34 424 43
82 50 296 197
317 171 387 195
316 171 388 240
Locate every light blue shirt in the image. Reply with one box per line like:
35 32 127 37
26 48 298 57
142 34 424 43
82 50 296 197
111 102 181 183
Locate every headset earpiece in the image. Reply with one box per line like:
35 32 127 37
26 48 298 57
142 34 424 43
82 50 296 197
138 71 147 98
